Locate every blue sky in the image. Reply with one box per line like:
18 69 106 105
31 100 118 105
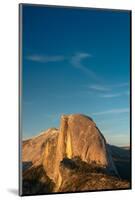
21 5 130 146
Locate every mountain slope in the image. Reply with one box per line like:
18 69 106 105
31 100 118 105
22 114 130 194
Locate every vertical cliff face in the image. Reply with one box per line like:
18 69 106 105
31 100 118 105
23 114 118 192
42 114 118 190
52 115 72 190
66 125 72 159
56 115 116 168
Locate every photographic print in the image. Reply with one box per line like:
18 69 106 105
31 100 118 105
19 4 131 196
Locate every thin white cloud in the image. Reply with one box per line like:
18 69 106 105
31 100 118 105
99 90 130 98
88 81 129 93
89 84 110 92
26 55 65 63
92 108 129 116
100 93 122 98
26 53 98 81
71 52 91 68
71 53 99 81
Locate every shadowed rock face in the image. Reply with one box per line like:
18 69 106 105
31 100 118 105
22 114 119 192
58 157 129 192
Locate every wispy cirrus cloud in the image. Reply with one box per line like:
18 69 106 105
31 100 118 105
88 82 129 93
71 52 91 68
26 55 65 63
92 108 129 116
71 53 100 81
26 52 100 81
88 84 110 92
100 91 129 98
26 53 129 92
100 93 122 98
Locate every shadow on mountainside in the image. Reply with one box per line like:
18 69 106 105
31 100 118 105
22 164 55 195
21 114 131 194
23 161 33 172
59 157 130 192
22 157 130 195
108 145 131 181
22 146 131 195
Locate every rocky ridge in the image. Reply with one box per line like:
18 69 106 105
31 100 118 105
22 114 130 194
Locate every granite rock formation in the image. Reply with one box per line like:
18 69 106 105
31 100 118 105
22 114 129 194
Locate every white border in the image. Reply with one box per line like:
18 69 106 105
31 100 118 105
0 0 134 199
